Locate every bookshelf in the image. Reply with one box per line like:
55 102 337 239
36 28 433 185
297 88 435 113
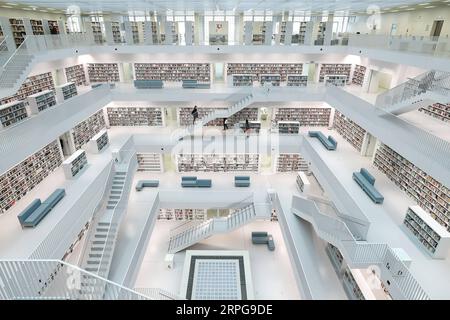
65 64 88 86
26 89 56 114
325 75 348 87
319 64 351 83
373 143 450 231
280 21 287 44
0 140 63 213
315 22 327 45
325 243 344 274
403 205 450 258
298 21 308 44
232 75 253 87
260 74 281 86
178 107 222 126
131 21 140 44
87 129 109 154
87 63 120 83
342 267 365 300
227 63 303 82
275 153 309 172
9 18 26 47
55 82 77 102
0 100 28 128
333 111 366 152
277 121 300 134
273 107 332 127
134 63 210 82
71 110 106 150
137 153 163 172
0 72 55 106
63 149 88 179
238 120 261 133
30 19 44 35
176 154 260 172
47 20 59 34
352 65 366 86
158 208 206 220
287 75 308 87
107 106 164 126
111 22 122 43
419 103 450 123
91 21 104 43
296 171 311 193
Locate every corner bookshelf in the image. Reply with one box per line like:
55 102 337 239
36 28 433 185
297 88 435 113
260 74 281 86
107 106 164 126
9 18 26 47
325 75 347 87
298 22 308 44
134 63 210 82
131 21 140 44
158 208 206 220
91 21 104 43
227 63 303 83
280 21 287 44
63 149 88 179
176 154 260 172
232 74 253 87
87 129 109 154
71 110 106 150
26 89 57 114
87 63 120 83
333 111 366 152
319 64 351 83
0 72 55 106
137 153 163 172
325 243 344 274
30 19 44 35
273 107 332 127
419 103 450 123
352 65 366 86
315 22 327 45
47 20 59 34
0 140 63 213
65 64 88 86
55 82 78 102
403 205 450 258
275 153 309 172
373 143 450 231
342 267 365 300
287 75 308 87
0 100 28 128
277 121 300 134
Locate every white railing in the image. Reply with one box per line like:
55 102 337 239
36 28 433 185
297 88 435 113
291 194 430 300
0 259 152 300
29 161 114 260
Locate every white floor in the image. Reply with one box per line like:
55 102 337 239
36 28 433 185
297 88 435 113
134 219 302 300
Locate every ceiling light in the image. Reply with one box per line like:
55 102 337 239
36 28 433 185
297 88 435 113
391 10 399 12
5 2 18 5
424 5 436 8
47 8 56 10
418 2 430 5
406 8 415 10
39 10 48 12
22 7 32 10
399 6 409 8
2 5 13 8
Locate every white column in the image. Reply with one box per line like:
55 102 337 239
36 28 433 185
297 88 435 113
42 20 51 35
22 18 33 36
284 21 293 45
244 21 252 45
0 17 16 50
57 20 66 34
264 21 273 45
324 21 333 45
123 21 133 45
104 21 114 45
164 21 174 44
185 21 194 45
303 21 314 45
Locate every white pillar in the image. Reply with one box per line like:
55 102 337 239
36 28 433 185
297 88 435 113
244 21 253 45
264 21 273 45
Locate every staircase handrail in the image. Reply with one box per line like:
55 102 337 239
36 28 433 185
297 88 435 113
0 259 152 300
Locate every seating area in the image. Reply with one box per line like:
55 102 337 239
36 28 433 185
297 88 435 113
352 168 384 204
135 180 159 191
181 176 212 188
17 189 66 228
134 79 164 89
182 79 211 89
235 176 250 187
308 131 337 150
251 231 275 251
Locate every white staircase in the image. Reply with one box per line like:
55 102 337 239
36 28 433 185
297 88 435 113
290 194 429 300
376 70 450 115
174 93 254 140
168 203 256 253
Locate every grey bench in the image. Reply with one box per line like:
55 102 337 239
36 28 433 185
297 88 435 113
353 168 384 204
196 179 212 187
182 79 211 89
252 231 269 244
235 176 250 187
20 189 66 228
308 131 337 150
181 176 198 187
17 199 41 226
134 79 164 89
136 180 159 191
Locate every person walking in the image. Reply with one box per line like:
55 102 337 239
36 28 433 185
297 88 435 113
223 118 229 130
245 118 250 138
191 105 199 125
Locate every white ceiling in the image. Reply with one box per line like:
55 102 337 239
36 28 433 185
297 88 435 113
1 0 449 15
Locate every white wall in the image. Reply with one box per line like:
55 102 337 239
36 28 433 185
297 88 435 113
349 7 450 37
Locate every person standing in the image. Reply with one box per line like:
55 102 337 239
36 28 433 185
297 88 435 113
223 118 229 130
191 105 199 125
245 118 250 138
